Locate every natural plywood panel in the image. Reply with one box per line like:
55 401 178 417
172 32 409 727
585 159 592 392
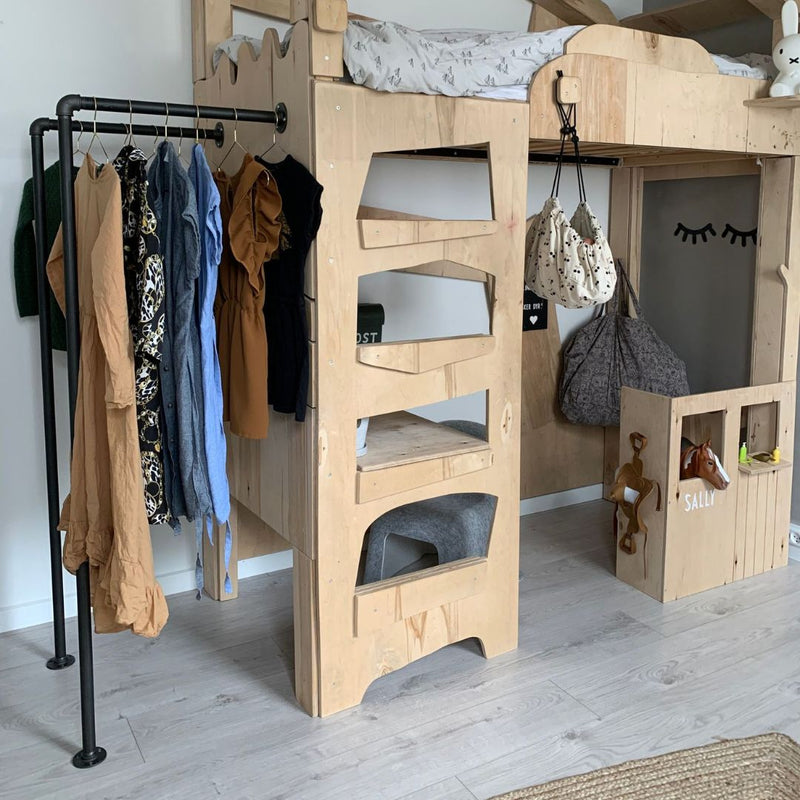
359 219 498 249
621 0 765 36
357 335 495 374
565 25 718 74
528 0 619 25
357 449 493 504
353 558 488 636
314 0 347 31
528 3 568 31
357 412 488 472
192 0 233 82
311 82 527 714
233 0 292 19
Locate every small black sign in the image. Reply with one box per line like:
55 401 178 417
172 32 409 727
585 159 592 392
523 289 548 331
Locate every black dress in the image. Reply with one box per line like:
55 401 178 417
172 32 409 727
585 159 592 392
113 145 172 526
256 154 323 422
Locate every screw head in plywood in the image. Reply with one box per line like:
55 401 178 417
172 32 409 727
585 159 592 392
557 76 582 105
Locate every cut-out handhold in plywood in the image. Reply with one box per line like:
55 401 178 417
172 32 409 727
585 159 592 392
357 335 495 374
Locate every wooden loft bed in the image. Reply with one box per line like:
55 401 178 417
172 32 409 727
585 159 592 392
191 0 800 717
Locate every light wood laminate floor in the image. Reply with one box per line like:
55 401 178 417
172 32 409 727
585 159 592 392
3 500 800 800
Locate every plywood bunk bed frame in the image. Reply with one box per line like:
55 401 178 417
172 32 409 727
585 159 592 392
191 0 800 716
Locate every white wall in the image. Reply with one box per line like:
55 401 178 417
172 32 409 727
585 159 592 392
0 0 640 633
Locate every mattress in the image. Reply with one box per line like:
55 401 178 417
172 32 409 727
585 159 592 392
214 22 775 101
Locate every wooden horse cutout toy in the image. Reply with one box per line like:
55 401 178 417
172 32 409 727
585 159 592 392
679 439 730 490
610 433 661 556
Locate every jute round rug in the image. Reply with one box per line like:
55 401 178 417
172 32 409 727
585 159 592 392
490 733 800 799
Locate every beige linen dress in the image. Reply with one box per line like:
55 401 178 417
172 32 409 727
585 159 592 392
47 155 168 637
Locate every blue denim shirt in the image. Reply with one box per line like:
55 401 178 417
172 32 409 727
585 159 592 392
147 142 211 525
189 144 230 527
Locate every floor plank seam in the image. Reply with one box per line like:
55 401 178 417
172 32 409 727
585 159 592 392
456 775 480 799
125 716 146 765
547 679 603 722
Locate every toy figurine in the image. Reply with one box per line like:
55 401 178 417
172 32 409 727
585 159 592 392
770 1 800 98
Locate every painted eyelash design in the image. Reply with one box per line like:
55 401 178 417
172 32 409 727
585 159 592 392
722 224 757 247
674 222 717 244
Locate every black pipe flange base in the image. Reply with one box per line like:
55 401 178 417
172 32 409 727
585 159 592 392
72 747 107 769
46 654 76 670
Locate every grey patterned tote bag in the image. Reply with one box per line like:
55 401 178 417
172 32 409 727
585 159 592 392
559 261 690 427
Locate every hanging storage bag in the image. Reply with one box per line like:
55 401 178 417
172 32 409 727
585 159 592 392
525 75 617 309
559 261 690 427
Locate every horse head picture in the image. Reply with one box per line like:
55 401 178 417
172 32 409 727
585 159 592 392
680 439 731 490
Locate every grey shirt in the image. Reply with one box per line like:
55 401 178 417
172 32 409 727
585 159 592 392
147 142 212 523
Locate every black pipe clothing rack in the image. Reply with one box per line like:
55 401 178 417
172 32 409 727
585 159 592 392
30 117 225 676
30 93 287 770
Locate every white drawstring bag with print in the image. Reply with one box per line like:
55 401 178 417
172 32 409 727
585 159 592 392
525 79 616 309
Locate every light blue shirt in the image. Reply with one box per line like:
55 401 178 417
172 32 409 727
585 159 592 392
190 145 232 594
189 145 230 527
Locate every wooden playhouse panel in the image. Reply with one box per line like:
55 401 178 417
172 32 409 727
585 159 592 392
619 382 795 602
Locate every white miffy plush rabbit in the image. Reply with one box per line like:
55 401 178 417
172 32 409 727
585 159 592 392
770 0 800 97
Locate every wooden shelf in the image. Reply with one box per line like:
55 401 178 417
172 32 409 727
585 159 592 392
359 218 497 249
356 412 492 503
738 457 792 476
621 0 773 36
744 97 800 110
357 334 495 374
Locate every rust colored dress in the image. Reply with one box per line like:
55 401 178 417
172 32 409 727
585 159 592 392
47 155 168 638
213 155 282 439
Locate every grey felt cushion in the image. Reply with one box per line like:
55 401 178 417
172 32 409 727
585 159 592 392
362 420 496 584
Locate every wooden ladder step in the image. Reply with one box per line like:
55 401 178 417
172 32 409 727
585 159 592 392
356 411 492 503
357 335 495 374
359 218 498 249
353 557 488 636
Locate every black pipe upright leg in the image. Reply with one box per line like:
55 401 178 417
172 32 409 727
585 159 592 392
30 125 75 672
56 111 106 769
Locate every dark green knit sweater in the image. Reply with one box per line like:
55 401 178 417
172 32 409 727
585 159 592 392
14 162 77 351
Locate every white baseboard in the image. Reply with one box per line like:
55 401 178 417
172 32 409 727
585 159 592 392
3 490 607 634
520 484 604 516
0 550 295 635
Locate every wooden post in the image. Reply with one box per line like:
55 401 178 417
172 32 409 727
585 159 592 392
604 167 644 496
191 0 233 83
750 158 800 451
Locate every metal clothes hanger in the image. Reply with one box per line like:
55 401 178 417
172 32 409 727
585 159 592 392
149 103 169 161
124 100 138 149
86 97 110 163
216 108 249 173
258 122 285 164
73 119 87 157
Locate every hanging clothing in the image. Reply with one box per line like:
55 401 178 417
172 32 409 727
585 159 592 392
47 155 168 637
148 141 211 524
256 155 323 422
113 145 172 527
14 162 76 351
190 144 230 526
214 154 282 439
